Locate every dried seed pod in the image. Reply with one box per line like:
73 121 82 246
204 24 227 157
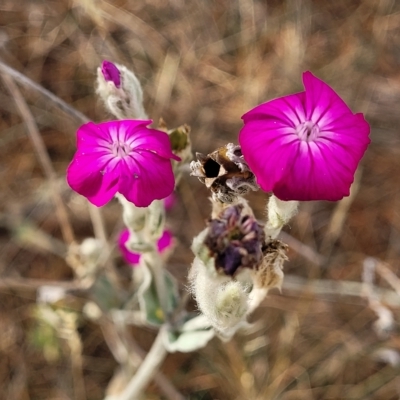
255 239 288 290
190 143 258 203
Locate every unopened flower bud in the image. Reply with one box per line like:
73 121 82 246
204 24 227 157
101 60 121 88
265 195 298 239
118 228 173 266
190 143 258 203
117 193 147 232
117 194 166 253
215 281 248 321
96 60 147 120
80 237 103 262
190 257 249 334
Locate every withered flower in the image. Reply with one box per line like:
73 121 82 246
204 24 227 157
190 202 290 336
190 143 258 203
201 202 289 286
204 204 264 276
256 240 288 290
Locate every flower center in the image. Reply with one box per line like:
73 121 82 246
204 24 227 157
296 121 320 142
112 141 131 158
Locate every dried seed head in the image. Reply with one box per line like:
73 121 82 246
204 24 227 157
254 240 288 290
190 143 258 203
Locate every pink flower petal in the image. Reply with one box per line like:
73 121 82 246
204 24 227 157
243 92 306 127
118 229 173 266
101 60 121 88
77 122 112 146
67 119 180 207
274 141 353 201
240 123 299 192
239 71 371 201
240 95 303 192
157 230 173 251
67 153 120 206
118 151 176 207
303 71 352 125
163 193 176 210
122 121 181 161
118 229 140 265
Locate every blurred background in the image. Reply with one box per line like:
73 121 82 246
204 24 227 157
0 0 400 399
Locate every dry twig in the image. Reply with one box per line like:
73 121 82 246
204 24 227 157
1 72 75 245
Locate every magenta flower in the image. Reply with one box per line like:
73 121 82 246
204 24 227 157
101 60 121 88
118 229 173 265
163 192 176 210
239 71 370 201
67 120 180 207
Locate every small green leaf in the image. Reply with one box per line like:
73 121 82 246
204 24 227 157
169 125 190 152
162 314 215 353
137 263 179 326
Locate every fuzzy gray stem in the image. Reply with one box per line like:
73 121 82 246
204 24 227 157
117 326 168 400
145 252 170 321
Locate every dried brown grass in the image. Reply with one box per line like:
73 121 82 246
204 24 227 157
0 0 400 399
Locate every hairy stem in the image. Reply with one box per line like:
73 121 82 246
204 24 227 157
116 326 168 400
101 316 185 400
145 252 171 321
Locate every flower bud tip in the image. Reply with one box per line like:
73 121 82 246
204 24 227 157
101 60 121 88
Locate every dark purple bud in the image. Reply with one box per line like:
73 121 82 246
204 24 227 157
204 204 264 276
101 60 121 88
222 245 244 275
